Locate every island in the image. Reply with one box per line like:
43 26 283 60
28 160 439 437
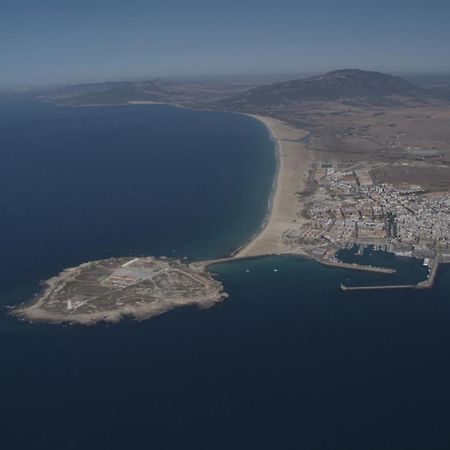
13 257 226 325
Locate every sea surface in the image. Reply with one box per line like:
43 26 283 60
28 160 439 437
337 244 429 286
1 97 450 450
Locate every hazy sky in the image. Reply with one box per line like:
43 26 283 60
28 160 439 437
2 0 450 87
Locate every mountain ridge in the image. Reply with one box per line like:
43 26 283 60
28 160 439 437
48 69 450 109
216 69 442 111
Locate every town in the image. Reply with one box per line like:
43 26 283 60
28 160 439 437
284 161 450 268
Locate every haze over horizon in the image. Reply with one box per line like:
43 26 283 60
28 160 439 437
2 0 450 87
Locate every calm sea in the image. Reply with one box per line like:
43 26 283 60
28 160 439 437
1 98 450 450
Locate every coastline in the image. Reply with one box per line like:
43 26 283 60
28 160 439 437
234 115 312 258
57 99 311 262
12 103 445 326
224 113 281 258
49 102 446 284
203 114 440 286
13 257 227 325
57 100 310 262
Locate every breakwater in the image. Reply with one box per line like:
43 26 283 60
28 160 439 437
341 283 416 292
341 257 442 292
316 257 395 274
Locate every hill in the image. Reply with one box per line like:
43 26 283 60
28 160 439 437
216 69 438 111
61 80 169 105
50 69 449 109
55 79 259 107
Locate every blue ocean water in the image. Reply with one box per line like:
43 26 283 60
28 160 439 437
1 98 450 450
337 244 429 286
0 99 274 293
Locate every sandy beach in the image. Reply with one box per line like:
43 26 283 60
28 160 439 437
236 115 313 258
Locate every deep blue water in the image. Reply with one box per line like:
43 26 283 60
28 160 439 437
0 99 274 293
1 98 450 450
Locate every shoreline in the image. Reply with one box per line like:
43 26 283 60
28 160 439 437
232 115 312 258
225 113 282 259
55 100 309 261
54 99 305 262
13 257 227 326
14 102 444 326
198 113 313 268
48 101 446 281
55 102 419 276
200 113 314 265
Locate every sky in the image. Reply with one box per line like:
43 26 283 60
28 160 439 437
1 0 450 87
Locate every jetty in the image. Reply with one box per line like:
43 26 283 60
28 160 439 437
316 257 395 274
341 256 441 292
341 283 415 292
201 252 396 275
416 256 440 289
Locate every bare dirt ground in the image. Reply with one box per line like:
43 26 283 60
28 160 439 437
273 101 450 191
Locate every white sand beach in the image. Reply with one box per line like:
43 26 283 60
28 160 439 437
236 115 313 257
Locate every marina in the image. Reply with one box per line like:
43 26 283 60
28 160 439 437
341 257 442 291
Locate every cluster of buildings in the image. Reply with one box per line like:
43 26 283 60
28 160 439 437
284 162 450 258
